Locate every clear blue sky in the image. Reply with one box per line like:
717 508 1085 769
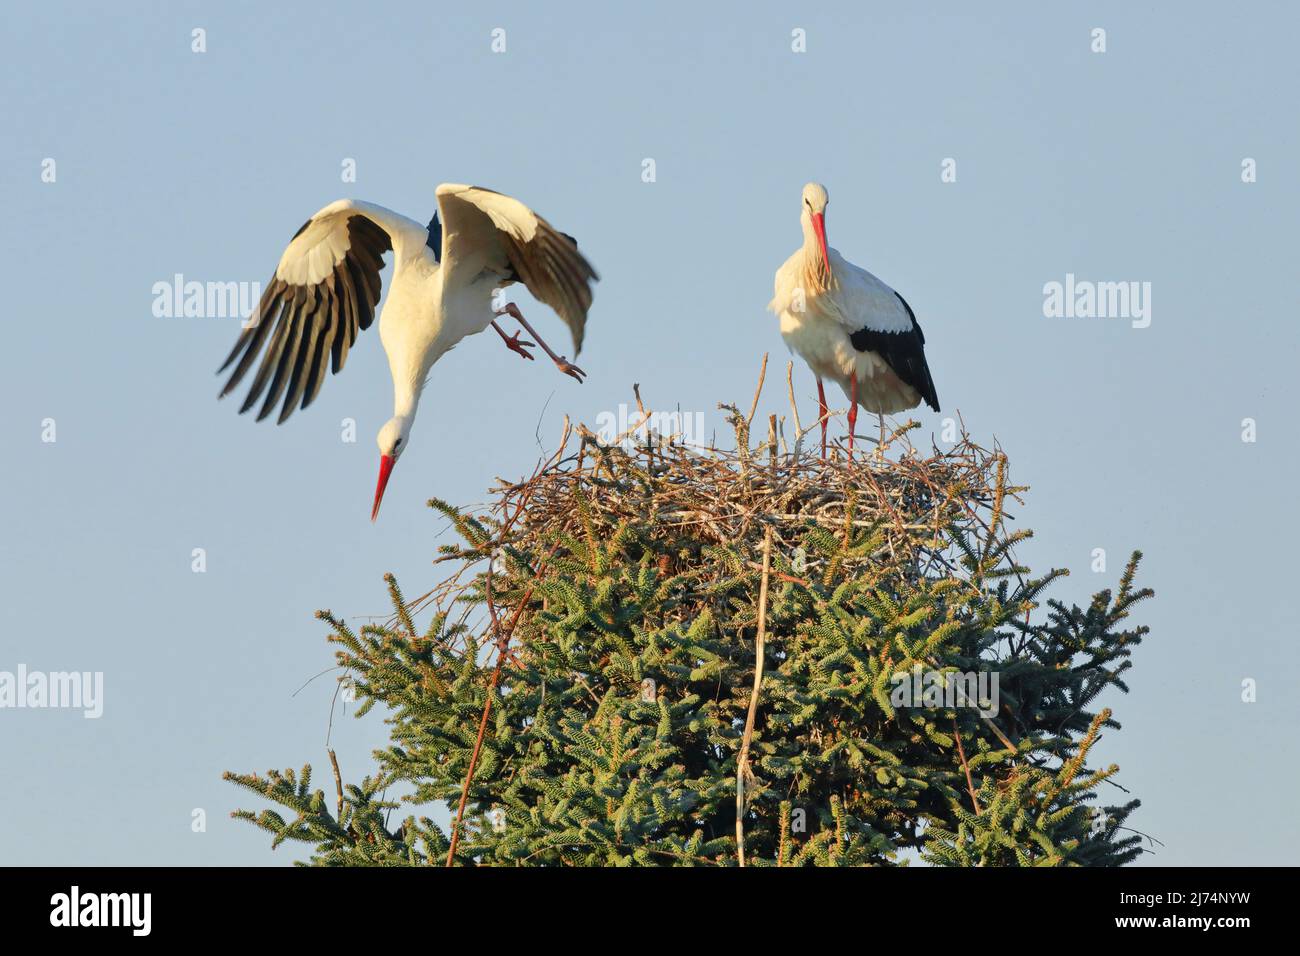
2 0 1296 865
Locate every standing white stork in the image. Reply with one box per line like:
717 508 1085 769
768 182 939 457
217 184 598 520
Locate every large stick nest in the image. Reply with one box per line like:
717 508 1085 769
410 360 1025 623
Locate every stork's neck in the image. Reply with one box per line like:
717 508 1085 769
393 380 421 423
799 208 818 253
799 208 834 295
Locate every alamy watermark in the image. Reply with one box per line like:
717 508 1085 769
594 403 707 451
152 274 261 324
0 665 103 718
890 668 999 718
1042 273 1151 329
50 886 150 936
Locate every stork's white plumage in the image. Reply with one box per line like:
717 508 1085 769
769 182 939 456
218 184 598 519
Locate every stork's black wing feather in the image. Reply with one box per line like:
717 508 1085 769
426 211 442 262
218 211 394 424
848 291 940 412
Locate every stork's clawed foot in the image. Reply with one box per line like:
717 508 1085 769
504 331 535 361
491 318 536 361
554 357 586 383
494 303 584 383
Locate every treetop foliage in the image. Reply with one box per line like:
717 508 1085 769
227 373 1153 866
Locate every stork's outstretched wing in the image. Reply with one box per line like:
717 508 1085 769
218 199 428 424
434 184 599 354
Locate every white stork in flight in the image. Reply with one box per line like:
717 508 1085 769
217 184 598 519
769 182 939 457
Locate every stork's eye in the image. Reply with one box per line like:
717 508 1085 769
393 438 403 450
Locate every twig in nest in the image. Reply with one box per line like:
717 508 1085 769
785 360 803 437
747 352 768 426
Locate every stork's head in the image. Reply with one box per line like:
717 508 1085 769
372 416 413 521
802 182 829 214
800 182 831 272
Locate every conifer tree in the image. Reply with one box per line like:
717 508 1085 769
226 393 1153 866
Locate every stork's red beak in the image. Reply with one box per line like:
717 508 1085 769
811 212 830 276
371 454 396 522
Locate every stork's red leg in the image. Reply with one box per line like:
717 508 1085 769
496 303 585 383
848 376 858 455
816 378 829 461
491 320 535 361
